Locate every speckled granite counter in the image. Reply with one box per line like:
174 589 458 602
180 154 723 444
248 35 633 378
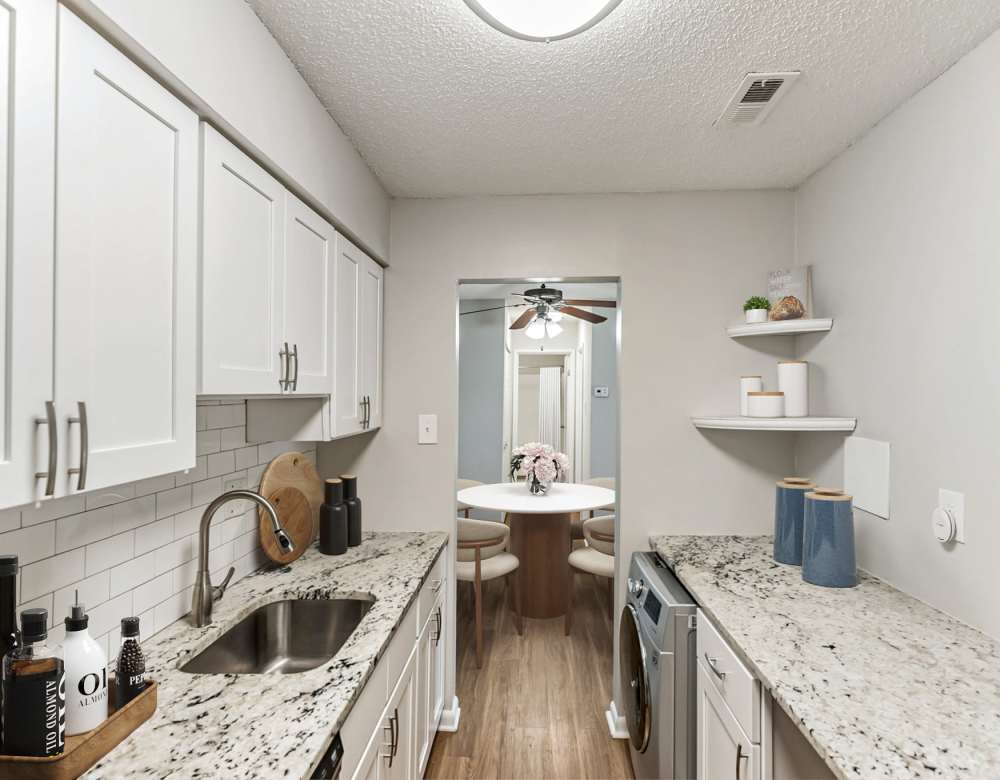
650 535 1000 780
85 531 448 779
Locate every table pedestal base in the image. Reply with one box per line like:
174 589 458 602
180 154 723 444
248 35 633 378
508 511 572 619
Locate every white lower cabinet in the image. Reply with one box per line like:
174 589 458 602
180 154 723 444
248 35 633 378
697 660 761 780
341 550 448 780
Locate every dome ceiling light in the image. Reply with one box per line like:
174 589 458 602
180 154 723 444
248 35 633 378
463 0 625 42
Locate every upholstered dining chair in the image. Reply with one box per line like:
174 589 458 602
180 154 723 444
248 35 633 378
456 517 522 667
570 476 616 540
456 478 483 518
565 515 615 635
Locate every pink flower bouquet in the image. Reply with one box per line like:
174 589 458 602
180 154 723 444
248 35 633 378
510 443 569 495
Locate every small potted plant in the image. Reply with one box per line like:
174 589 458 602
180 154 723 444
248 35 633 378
743 296 771 324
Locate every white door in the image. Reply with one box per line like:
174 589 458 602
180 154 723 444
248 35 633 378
360 257 384 430
283 194 335 394
201 123 285 395
697 662 760 780
0 0 56 508
334 237 364 435
55 7 197 493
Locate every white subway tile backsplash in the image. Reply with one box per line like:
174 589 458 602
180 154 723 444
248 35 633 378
3 399 285 655
156 485 192 520
85 531 135 577
21 549 86 602
0 522 56 565
134 517 174 556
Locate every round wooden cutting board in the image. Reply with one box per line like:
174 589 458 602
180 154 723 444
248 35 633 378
259 451 324 527
259 486 312 564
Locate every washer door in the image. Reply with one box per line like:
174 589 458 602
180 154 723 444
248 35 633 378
619 604 651 752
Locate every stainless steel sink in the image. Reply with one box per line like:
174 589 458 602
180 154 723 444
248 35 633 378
180 598 371 674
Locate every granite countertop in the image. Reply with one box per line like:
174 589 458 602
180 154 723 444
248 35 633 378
85 531 448 779
650 534 1000 780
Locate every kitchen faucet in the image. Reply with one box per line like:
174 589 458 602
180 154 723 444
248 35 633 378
191 489 295 627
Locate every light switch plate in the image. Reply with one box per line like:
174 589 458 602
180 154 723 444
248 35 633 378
418 414 438 445
593 386 610 398
844 437 891 519
938 489 965 543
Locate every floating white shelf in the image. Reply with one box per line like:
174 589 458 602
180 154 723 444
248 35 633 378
726 318 833 338
691 416 857 432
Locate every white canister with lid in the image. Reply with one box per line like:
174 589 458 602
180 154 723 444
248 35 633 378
778 361 809 417
739 376 763 416
747 391 785 418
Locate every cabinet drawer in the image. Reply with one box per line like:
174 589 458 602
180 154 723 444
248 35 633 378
384 603 417 697
418 550 446 631
697 609 760 742
340 660 387 779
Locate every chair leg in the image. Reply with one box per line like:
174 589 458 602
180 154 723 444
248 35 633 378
565 567 575 636
474 574 484 668
511 571 523 635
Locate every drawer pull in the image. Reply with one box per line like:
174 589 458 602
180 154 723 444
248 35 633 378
67 401 89 491
704 652 727 680
34 401 57 497
736 743 748 779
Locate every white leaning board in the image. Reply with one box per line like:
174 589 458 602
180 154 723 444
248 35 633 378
844 437 890 519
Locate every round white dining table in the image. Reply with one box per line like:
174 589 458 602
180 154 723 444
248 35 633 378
457 482 616 619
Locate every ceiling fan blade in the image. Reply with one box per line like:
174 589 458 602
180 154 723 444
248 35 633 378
460 303 528 316
561 299 617 308
509 308 537 330
559 305 607 324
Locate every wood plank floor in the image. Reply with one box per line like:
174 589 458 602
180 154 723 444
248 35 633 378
426 571 634 780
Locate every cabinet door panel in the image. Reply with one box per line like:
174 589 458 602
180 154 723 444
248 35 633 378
334 237 363 435
0 0 56 508
55 7 197 492
284 195 334 394
697 661 759 780
201 124 285 394
360 258 384 430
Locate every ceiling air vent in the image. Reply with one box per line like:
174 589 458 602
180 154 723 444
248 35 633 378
717 72 800 127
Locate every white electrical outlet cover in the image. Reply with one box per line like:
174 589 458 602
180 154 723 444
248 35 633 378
844 437 891 519
418 414 438 445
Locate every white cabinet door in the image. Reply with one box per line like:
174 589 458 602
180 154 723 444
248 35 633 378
384 647 416 780
283 194 335 394
697 661 760 780
201 123 286 395
360 257 384 431
416 595 445 774
55 7 197 493
0 0 56 508
334 237 364 435
354 726 387 780
429 595 446 735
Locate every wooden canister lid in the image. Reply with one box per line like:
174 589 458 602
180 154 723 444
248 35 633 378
325 478 342 484
748 391 784 396
739 375 763 379
806 488 852 502
777 360 808 364
777 477 815 489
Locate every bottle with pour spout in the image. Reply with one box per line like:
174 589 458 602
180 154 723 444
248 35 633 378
63 591 108 734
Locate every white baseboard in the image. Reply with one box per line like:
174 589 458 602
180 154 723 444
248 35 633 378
606 699 628 739
438 695 461 732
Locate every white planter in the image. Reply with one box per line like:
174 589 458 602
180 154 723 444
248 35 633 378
745 308 769 324
747 391 785 418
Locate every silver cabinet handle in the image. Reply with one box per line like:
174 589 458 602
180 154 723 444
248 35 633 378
290 343 299 391
360 396 368 428
278 342 289 390
365 395 371 428
67 401 89 491
704 652 727 680
433 607 442 644
34 401 58 497
736 743 748 779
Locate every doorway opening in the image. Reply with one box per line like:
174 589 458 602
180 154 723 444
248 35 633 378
431 278 627 778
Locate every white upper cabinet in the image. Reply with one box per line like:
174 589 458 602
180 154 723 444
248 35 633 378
54 7 197 494
201 124 286 395
0 0 56 507
334 236 383 436
284 194 336 394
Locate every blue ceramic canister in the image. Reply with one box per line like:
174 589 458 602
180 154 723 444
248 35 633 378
802 489 857 588
773 477 815 565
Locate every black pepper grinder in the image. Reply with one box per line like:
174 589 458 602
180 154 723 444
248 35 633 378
115 617 146 709
319 479 348 555
342 475 362 547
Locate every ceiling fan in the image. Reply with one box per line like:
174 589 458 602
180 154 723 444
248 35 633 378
460 284 616 337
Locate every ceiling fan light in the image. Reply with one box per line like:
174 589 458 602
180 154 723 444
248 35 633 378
525 318 546 339
464 0 624 42
545 320 563 338
548 310 563 323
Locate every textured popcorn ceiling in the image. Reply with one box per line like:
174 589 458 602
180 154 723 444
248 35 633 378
246 0 1000 197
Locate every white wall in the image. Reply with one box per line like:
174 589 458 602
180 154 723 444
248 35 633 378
794 26 1000 638
0 398 315 661
67 0 389 260
322 190 798 710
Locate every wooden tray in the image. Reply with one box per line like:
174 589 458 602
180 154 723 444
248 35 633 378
0 679 157 780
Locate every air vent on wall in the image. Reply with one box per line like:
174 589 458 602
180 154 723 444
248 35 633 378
716 71 800 127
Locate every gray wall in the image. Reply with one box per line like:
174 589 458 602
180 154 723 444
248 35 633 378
590 316 617 479
458 300 504 485
794 26 1000 638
